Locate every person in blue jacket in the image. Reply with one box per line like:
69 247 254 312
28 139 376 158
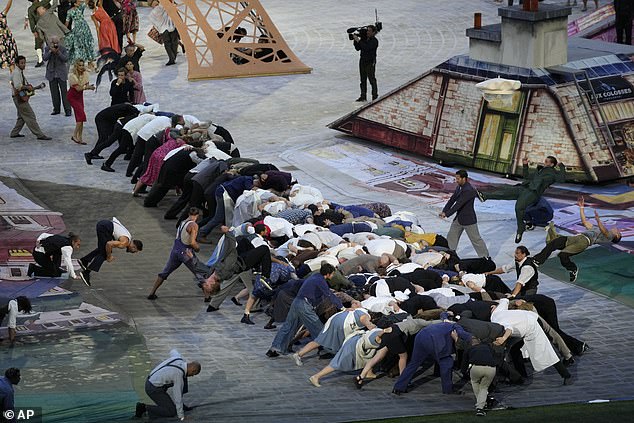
392 319 472 395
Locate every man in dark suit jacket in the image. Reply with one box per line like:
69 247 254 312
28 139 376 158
478 156 565 243
440 170 490 258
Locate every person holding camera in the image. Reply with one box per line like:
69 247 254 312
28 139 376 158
352 25 378 102
43 36 72 116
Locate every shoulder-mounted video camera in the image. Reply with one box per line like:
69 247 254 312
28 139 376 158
347 9 382 40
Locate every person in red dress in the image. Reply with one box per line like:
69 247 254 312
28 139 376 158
67 59 95 144
89 0 120 54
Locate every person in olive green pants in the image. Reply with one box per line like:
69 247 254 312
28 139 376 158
478 155 566 243
533 196 622 282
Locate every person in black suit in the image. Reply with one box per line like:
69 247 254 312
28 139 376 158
615 0 633 45
440 170 490 258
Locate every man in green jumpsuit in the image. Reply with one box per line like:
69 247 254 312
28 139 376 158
26 0 51 67
478 155 566 243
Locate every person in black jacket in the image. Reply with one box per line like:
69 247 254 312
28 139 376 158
85 103 139 163
352 25 378 101
614 0 633 45
28 232 81 278
441 170 490 258
143 148 204 208
109 68 134 105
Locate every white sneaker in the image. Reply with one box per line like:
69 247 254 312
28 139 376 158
291 353 303 367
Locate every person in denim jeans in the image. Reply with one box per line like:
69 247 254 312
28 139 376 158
266 263 343 357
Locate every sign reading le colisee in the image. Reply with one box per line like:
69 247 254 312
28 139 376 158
579 76 634 104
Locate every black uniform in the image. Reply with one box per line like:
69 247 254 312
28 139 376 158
354 36 378 100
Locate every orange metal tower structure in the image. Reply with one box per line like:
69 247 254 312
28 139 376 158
159 0 312 80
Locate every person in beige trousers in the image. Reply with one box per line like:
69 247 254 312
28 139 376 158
9 55 51 140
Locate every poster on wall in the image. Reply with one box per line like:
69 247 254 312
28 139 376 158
608 121 634 176
579 76 634 104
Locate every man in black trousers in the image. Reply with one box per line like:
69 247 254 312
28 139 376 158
85 103 138 164
440 170 490 258
78 217 143 286
352 25 379 102
615 0 633 45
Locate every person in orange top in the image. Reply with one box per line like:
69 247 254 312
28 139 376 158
88 0 120 54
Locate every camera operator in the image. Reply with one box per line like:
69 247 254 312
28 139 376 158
43 36 72 116
352 25 378 102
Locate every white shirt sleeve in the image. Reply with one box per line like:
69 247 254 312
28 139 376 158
500 263 515 273
516 265 535 286
61 246 76 279
7 300 18 329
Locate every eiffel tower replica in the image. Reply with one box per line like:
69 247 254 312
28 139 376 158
160 0 312 80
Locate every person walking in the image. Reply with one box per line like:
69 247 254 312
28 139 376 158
9 55 52 140
135 349 201 420
149 0 179 66
42 36 72 116
68 59 95 145
440 169 489 258
478 155 565 243
78 217 143 286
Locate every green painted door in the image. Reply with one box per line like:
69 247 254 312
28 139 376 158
473 92 523 174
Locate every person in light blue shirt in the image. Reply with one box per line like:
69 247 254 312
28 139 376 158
135 349 201 421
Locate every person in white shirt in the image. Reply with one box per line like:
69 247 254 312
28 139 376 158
28 232 81 279
127 114 183 182
485 246 539 298
102 113 157 171
78 217 143 286
9 55 51 140
182 114 200 128
491 298 572 385
149 0 179 65
135 349 201 420
459 272 512 295
364 238 408 260
0 296 32 346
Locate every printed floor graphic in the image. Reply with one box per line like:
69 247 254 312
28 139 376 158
304 140 634 254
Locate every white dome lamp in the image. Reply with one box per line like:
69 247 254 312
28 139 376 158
476 77 522 109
